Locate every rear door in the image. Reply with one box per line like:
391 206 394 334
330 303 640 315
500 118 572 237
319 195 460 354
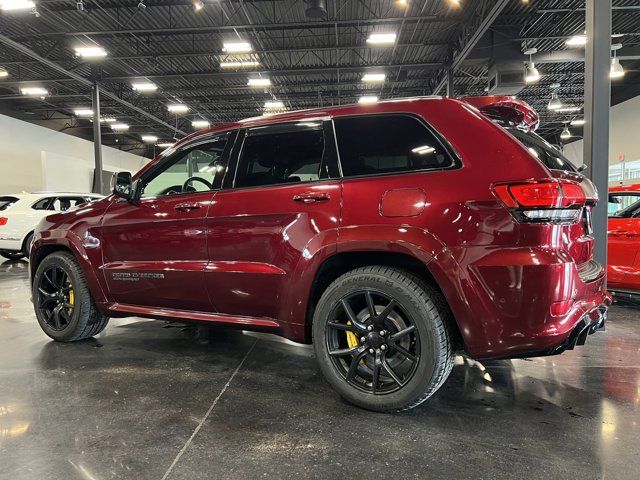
100 132 234 311
204 120 341 319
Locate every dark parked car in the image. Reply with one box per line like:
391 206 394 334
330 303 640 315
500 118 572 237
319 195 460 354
30 96 610 411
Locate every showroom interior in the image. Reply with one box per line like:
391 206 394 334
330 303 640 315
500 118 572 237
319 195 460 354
1 0 639 478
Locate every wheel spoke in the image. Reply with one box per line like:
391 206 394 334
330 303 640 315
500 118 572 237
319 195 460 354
346 348 367 380
327 321 357 332
52 306 62 329
43 271 56 288
364 290 376 318
340 298 366 331
378 299 397 321
51 268 60 288
328 345 360 357
391 324 415 342
392 343 417 362
371 352 382 394
382 358 405 387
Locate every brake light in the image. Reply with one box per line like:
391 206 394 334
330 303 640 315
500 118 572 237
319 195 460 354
0 217 7 226
492 180 586 223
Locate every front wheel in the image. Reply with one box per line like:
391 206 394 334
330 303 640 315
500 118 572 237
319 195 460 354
313 266 454 412
33 251 109 341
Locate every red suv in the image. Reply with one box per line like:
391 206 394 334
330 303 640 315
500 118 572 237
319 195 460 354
30 97 611 412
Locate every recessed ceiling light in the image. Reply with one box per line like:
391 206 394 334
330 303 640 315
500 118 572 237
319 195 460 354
264 100 284 109
248 78 271 87
0 0 35 11
566 34 587 47
223 41 252 53
111 123 129 131
20 87 48 96
359 95 379 104
141 135 158 143
366 33 397 45
73 108 94 116
132 81 157 92
570 118 585 126
0 67 9 78
74 46 108 58
219 60 260 69
167 103 189 114
192 120 210 129
362 73 385 83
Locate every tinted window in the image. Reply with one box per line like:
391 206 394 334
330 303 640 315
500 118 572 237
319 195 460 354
235 124 325 188
509 129 577 173
0 196 18 211
32 198 53 210
609 193 640 217
141 135 229 198
334 115 453 177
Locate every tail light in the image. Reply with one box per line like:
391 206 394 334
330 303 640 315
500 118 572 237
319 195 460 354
492 179 587 223
0 217 7 226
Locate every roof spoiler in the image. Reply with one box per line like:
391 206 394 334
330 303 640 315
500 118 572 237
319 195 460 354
460 95 539 132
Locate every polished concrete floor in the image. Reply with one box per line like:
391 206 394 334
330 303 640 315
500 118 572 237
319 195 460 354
1 258 639 480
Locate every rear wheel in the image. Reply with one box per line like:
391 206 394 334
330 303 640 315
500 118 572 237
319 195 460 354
33 251 109 341
0 250 25 260
313 266 454 412
22 232 34 258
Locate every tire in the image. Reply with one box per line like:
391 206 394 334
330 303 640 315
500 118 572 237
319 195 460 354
33 251 109 342
312 266 454 412
0 250 26 260
22 232 34 258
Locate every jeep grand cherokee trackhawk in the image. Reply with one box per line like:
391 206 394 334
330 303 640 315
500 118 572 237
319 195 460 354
30 96 611 412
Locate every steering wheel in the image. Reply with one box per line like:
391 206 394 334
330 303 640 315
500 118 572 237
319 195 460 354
182 176 213 192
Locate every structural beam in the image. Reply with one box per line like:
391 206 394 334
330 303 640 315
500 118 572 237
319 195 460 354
434 0 510 95
91 84 103 195
0 33 187 136
583 0 611 266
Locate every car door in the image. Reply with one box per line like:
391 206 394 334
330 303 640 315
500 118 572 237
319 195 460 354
204 120 341 320
608 197 640 290
100 132 234 312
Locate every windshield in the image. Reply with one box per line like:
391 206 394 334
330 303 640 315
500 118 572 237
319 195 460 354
0 196 19 211
508 129 577 173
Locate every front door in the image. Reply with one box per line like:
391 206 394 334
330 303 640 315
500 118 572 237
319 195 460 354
204 120 341 320
101 133 233 311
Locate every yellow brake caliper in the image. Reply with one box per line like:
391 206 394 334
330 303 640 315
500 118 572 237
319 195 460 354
346 322 366 365
68 285 74 313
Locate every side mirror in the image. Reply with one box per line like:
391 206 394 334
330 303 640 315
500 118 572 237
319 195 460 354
577 164 588 173
112 172 133 199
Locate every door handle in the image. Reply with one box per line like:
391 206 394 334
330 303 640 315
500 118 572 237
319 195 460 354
292 193 330 204
174 203 202 212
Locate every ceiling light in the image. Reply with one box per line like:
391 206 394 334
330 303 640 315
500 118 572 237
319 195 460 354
556 106 581 113
448 0 461 6
525 63 540 83
20 86 48 96
219 60 260 69
0 0 35 11
137 1 146 10
396 0 409 7
547 92 562 111
141 135 158 143
570 118 585 126
192 120 210 129
560 126 571 140
223 41 252 53
358 95 378 104
610 45 625 79
566 34 587 47
100 117 116 123
362 73 385 83
131 81 157 92
248 78 271 87
157 142 174 148
74 46 108 58
73 108 93 116
0 67 8 78
366 33 397 45
193 0 204 11
264 100 284 109
167 103 189 114
110 123 129 131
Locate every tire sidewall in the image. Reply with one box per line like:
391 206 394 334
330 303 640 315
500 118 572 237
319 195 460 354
313 269 445 411
23 232 34 258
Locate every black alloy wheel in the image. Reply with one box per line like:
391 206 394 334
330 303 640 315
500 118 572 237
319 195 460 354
35 264 75 331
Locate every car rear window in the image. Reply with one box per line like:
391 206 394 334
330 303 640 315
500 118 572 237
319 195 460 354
0 196 19 211
333 114 454 177
508 129 577 173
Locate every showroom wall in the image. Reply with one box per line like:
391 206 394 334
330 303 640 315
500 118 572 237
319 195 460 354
0 113 147 194
563 95 640 186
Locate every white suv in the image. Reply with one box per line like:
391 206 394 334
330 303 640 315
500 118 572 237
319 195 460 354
0 192 103 260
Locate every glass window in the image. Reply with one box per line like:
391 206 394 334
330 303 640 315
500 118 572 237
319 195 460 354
333 115 453 177
141 136 229 198
609 193 640 217
509 129 577 173
32 198 53 210
235 125 325 188
0 196 19 211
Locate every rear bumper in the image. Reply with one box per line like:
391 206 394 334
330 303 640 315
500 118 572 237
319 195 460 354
0 238 22 251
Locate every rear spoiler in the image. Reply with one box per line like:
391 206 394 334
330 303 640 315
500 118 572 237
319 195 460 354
461 96 539 132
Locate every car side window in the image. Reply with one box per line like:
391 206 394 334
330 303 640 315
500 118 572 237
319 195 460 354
32 198 53 210
140 135 229 198
333 115 453 177
234 123 325 188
